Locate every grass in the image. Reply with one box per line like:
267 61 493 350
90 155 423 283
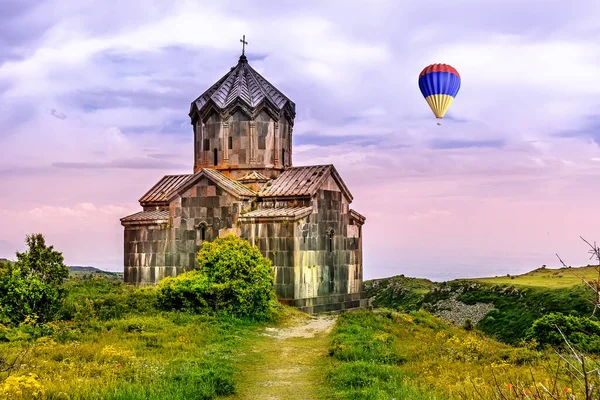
328 309 598 399
0 275 269 399
473 265 600 288
0 312 255 399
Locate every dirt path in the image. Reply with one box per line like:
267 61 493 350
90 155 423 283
229 314 338 400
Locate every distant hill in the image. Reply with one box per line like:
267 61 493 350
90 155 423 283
365 265 597 345
0 258 9 263
68 265 123 278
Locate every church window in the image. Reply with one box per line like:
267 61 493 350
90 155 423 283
281 149 285 166
213 148 218 166
327 228 334 252
228 136 233 149
201 226 206 241
203 139 209 151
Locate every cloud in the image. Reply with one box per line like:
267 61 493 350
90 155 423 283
429 139 505 150
49 108 66 120
556 115 600 145
52 158 187 170
407 209 452 221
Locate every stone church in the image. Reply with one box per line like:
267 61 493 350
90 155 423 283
120 49 367 313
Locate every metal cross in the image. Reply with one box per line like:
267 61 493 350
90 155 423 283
240 35 248 55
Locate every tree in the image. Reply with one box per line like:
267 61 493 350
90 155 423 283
0 234 69 325
158 234 277 320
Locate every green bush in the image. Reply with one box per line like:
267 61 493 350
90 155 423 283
0 234 69 325
60 276 159 323
526 312 600 353
157 234 276 320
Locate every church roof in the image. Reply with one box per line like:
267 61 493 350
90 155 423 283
202 168 257 197
349 209 366 225
166 168 256 201
139 174 192 206
189 55 296 122
259 165 353 201
120 210 169 224
238 206 313 222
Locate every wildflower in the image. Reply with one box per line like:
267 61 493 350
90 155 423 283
115 363 121 367
67 321 71 325
563 387 571 393
506 383 513 389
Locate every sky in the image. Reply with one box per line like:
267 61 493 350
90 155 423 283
1 0 599 281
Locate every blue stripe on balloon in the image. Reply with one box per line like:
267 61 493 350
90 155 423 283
418 72 461 98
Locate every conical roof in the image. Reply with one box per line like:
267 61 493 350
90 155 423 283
189 55 295 122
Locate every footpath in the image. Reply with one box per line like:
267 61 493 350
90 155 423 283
229 314 338 400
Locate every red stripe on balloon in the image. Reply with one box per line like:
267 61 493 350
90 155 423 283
419 64 460 78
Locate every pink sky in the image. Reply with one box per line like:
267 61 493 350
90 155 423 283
1 1 599 280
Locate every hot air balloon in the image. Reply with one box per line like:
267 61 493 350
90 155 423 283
418 64 461 125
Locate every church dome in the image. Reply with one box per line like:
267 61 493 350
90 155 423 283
189 55 296 124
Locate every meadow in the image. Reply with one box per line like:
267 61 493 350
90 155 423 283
2 272 600 399
327 309 599 399
0 275 262 399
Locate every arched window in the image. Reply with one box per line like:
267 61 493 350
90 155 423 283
281 149 285 166
213 148 218 166
327 228 334 252
196 222 208 241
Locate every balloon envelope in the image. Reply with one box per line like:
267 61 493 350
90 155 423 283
418 64 461 119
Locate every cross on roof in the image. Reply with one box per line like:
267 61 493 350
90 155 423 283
240 35 248 56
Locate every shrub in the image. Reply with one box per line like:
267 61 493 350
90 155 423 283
526 312 600 353
0 234 69 325
60 276 159 323
157 234 276 320
463 318 474 331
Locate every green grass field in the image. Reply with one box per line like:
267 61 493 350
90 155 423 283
328 309 600 399
473 265 599 288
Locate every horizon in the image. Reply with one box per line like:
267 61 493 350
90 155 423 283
1 1 599 281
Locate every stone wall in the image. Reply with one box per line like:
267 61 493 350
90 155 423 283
296 175 363 299
123 223 182 285
170 177 247 270
194 110 291 174
239 177 364 303
240 220 297 299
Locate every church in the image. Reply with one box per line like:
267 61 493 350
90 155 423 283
120 44 367 313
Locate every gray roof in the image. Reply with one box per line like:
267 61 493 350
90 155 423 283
139 174 191 205
166 168 257 201
190 55 296 122
259 165 353 201
120 210 169 224
238 206 313 222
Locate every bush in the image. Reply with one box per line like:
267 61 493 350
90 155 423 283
60 276 158 322
157 234 276 320
0 234 69 325
526 312 600 353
